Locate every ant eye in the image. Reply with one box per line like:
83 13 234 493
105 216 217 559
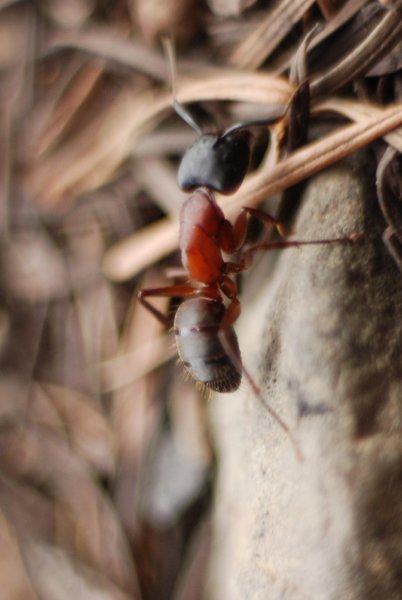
177 130 252 195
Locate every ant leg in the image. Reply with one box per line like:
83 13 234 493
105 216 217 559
137 284 198 326
229 235 358 274
218 298 303 460
220 207 285 254
222 107 285 137
138 284 223 325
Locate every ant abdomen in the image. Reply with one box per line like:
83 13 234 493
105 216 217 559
174 297 242 392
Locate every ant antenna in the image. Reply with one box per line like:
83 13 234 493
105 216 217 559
223 109 286 137
162 37 203 136
222 28 321 141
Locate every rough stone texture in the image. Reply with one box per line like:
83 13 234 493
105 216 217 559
206 155 402 600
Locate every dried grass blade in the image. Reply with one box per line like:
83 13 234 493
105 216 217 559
0 509 38 600
28 88 169 206
311 8 402 98
276 0 369 74
176 72 292 104
35 64 104 156
228 103 402 209
229 0 316 70
32 382 115 474
103 217 178 281
99 338 175 392
47 28 167 81
101 272 174 389
133 158 187 216
315 98 402 151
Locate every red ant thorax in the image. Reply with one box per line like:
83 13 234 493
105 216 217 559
179 188 226 284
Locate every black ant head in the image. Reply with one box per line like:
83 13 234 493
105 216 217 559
177 129 253 195
173 97 279 195
164 40 280 195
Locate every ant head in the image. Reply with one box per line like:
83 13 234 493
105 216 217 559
177 128 253 195
163 41 277 194
172 95 253 194
174 101 281 195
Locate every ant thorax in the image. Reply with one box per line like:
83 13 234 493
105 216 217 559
179 188 225 285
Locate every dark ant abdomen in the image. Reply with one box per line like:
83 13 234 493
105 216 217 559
174 297 242 392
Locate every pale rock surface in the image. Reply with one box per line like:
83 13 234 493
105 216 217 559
207 156 402 600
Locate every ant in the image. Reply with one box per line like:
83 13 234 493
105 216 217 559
138 50 354 447
137 104 290 388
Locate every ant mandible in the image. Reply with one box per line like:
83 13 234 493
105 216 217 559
137 91 352 444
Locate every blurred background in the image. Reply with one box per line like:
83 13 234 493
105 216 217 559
0 0 401 599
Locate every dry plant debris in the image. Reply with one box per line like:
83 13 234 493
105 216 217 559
0 0 402 598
